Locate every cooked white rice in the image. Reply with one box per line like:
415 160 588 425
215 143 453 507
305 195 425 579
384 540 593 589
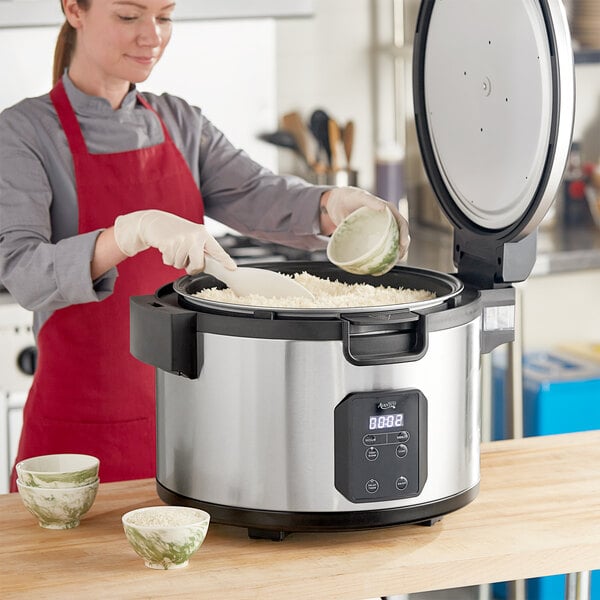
194 271 435 308
126 507 203 528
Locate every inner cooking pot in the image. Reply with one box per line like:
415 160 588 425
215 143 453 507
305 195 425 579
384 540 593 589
173 261 464 318
129 262 474 376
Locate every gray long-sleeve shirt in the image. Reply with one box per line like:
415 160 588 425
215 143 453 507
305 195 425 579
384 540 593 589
0 74 328 336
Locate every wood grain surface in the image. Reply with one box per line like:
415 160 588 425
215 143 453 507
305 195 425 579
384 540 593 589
2 431 600 599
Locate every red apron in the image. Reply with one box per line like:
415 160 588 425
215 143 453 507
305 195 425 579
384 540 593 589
10 80 204 491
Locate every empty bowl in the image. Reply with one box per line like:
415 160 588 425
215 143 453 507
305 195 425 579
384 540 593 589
17 478 99 529
122 506 210 570
327 205 400 276
16 453 99 488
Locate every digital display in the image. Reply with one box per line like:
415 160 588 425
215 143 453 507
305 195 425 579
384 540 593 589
368 413 404 430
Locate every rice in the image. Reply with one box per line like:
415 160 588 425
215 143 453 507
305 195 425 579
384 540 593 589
194 271 435 308
126 507 203 528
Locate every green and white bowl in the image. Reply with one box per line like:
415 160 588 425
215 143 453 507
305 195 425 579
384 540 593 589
327 205 400 276
16 453 99 489
17 478 99 529
122 506 210 570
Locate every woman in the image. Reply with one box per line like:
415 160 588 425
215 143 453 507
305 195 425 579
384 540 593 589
0 0 409 490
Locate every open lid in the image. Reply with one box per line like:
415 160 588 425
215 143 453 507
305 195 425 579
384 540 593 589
413 0 574 287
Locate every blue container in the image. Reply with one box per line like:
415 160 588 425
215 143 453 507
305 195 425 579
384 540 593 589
494 574 600 600
492 350 600 599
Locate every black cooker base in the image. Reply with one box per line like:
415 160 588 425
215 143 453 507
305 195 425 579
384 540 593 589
156 480 479 541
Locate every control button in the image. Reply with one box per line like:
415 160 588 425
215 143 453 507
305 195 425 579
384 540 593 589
391 430 410 443
395 476 409 491
365 479 380 494
395 444 408 459
365 447 379 461
362 434 387 446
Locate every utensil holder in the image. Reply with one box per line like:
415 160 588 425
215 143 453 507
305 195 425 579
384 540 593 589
310 169 358 187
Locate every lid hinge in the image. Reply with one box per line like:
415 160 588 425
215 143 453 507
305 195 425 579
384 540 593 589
454 230 537 289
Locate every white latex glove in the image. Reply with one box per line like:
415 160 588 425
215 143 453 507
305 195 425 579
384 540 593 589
325 186 410 259
114 209 236 275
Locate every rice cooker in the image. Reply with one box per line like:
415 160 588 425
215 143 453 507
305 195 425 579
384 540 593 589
129 0 574 540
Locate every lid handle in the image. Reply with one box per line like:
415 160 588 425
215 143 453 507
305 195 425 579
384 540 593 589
340 312 428 366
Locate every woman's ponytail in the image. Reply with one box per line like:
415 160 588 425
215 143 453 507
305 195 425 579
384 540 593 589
52 19 76 85
53 1 90 85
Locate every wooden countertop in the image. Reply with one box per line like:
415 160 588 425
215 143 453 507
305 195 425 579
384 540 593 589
3 431 600 599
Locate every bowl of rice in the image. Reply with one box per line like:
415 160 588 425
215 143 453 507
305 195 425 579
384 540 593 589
327 205 400 276
122 506 210 570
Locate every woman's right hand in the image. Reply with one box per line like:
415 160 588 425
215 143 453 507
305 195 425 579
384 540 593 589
114 210 236 275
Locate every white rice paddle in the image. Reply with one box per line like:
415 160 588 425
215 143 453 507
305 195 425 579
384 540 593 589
203 256 315 300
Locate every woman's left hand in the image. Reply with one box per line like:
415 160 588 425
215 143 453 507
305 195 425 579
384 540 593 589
320 187 410 260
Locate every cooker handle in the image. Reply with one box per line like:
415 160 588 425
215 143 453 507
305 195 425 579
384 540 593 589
340 311 428 366
130 294 200 379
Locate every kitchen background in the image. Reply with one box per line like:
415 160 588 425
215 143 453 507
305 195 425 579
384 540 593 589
1 0 600 550
2 2 600 599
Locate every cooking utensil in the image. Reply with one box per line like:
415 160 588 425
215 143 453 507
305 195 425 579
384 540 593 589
327 118 342 172
342 120 355 168
309 109 332 167
258 131 301 153
282 111 316 168
203 256 315 300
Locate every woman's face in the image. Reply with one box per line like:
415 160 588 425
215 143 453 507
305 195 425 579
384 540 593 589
65 0 175 90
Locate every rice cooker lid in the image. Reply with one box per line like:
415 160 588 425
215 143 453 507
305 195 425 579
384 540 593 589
413 0 574 244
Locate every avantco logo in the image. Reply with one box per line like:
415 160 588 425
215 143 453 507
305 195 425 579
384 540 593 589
377 401 397 411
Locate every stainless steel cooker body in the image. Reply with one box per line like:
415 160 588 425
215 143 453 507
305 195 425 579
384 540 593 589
131 263 515 537
155 319 481 513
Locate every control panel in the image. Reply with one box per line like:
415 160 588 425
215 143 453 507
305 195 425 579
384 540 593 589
334 389 427 503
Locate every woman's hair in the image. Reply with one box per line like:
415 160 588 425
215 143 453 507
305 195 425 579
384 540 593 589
52 0 90 85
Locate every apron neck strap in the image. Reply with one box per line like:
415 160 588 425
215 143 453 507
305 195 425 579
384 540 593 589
50 79 88 155
136 92 173 142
